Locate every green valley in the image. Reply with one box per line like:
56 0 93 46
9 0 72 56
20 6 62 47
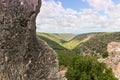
37 32 92 49
37 32 120 80
37 32 120 55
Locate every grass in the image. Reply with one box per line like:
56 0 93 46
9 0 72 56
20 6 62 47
37 32 91 50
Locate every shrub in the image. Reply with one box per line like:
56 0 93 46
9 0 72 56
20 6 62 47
66 55 117 80
102 51 108 58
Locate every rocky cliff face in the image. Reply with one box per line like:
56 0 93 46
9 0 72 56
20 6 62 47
104 42 120 80
0 0 58 80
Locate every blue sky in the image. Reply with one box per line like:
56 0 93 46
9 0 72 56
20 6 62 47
55 0 90 11
36 0 120 34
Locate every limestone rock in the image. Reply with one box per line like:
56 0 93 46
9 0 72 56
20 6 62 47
58 70 67 80
104 42 120 80
0 0 58 80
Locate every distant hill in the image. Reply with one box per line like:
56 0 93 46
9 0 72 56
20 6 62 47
63 33 93 49
37 33 75 43
74 32 120 56
37 32 91 49
37 32 120 56
37 34 65 50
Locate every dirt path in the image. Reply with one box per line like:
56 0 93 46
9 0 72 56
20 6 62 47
81 35 93 43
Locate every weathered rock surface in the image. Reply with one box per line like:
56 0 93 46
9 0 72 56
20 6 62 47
103 42 120 80
0 0 58 80
58 70 67 80
58 66 67 80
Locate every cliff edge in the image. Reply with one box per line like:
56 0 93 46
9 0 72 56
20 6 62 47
102 42 120 80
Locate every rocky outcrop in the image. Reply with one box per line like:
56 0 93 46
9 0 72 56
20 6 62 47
0 0 58 80
104 42 120 80
58 66 67 80
58 70 67 80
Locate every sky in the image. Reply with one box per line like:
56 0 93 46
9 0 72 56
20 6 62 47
36 0 120 34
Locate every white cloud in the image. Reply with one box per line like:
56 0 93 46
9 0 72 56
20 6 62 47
36 0 120 34
36 0 79 33
87 0 114 10
87 0 120 17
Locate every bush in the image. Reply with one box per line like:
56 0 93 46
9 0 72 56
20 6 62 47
66 55 117 80
102 51 108 58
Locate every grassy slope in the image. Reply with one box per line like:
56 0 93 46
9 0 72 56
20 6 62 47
53 33 76 41
37 34 76 66
37 33 75 42
38 35 65 50
37 32 91 50
74 32 120 55
37 32 120 55
63 33 93 49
